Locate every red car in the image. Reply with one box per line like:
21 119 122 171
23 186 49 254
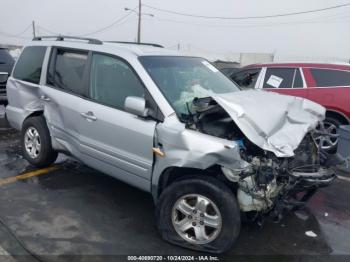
230 63 350 151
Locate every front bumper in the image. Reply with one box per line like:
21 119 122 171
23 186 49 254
268 168 336 221
291 168 337 188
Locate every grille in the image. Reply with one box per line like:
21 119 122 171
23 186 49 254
0 83 6 94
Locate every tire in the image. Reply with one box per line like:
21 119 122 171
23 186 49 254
21 116 58 167
156 176 241 254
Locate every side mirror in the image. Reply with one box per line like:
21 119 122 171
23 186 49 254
0 72 9 83
124 96 149 117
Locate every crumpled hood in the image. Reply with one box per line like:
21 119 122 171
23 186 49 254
212 90 326 157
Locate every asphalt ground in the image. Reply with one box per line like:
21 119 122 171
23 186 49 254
0 105 349 261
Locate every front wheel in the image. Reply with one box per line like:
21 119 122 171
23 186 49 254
21 116 58 167
315 117 341 153
156 176 241 254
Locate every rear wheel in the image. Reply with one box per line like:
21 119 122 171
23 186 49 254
21 116 58 167
156 176 241 254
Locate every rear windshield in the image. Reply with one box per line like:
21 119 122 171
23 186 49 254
0 49 15 73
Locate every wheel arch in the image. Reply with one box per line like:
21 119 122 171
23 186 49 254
21 110 44 128
325 109 350 125
153 165 236 202
25 110 44 119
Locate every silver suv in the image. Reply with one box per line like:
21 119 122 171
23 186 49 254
6 36 339 253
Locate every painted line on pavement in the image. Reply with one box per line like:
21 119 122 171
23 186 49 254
0 166 59 186
338 175 350 182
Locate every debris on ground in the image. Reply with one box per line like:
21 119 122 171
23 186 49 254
295 210 309 221
305 231 318 238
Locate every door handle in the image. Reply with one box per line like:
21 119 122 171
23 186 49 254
40 95 51 102
80 111 97 121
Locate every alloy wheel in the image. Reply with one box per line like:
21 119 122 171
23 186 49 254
315 121 338 150
24 127 41 158
172 194 222 245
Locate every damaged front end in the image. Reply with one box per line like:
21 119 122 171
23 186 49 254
221 135 337 221
181 90 341 221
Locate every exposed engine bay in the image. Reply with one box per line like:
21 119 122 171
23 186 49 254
185 96 342 221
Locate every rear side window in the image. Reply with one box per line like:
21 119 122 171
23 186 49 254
13 46 46 84
310 69 350 87
231 68 261 89
263 68 301 89
47 49 88 96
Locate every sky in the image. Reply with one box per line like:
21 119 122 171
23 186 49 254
0 0 350 61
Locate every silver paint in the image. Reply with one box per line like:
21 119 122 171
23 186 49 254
6 40 327 203
212 90 326 157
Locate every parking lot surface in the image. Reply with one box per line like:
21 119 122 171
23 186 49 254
0 105 349 261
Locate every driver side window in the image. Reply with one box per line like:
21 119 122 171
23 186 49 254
89 53 144 110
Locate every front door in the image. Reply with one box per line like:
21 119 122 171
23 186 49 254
78 53 156 191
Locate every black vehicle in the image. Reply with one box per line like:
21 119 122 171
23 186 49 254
0 48 15 104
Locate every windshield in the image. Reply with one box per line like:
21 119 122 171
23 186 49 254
139 56 240 119
0 49 15 73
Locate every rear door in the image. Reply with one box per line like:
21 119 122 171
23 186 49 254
304 67 350 117
261 67 308 98
41 47 89 156
78 53 157 191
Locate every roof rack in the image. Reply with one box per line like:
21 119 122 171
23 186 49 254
107 41 164 48
33 35 103 45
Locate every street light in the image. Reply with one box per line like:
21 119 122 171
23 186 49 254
124 0 154 43
124 7 154 17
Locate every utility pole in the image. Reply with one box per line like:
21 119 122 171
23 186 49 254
125 2 153 44
137 0 141 43
32 21 36 38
